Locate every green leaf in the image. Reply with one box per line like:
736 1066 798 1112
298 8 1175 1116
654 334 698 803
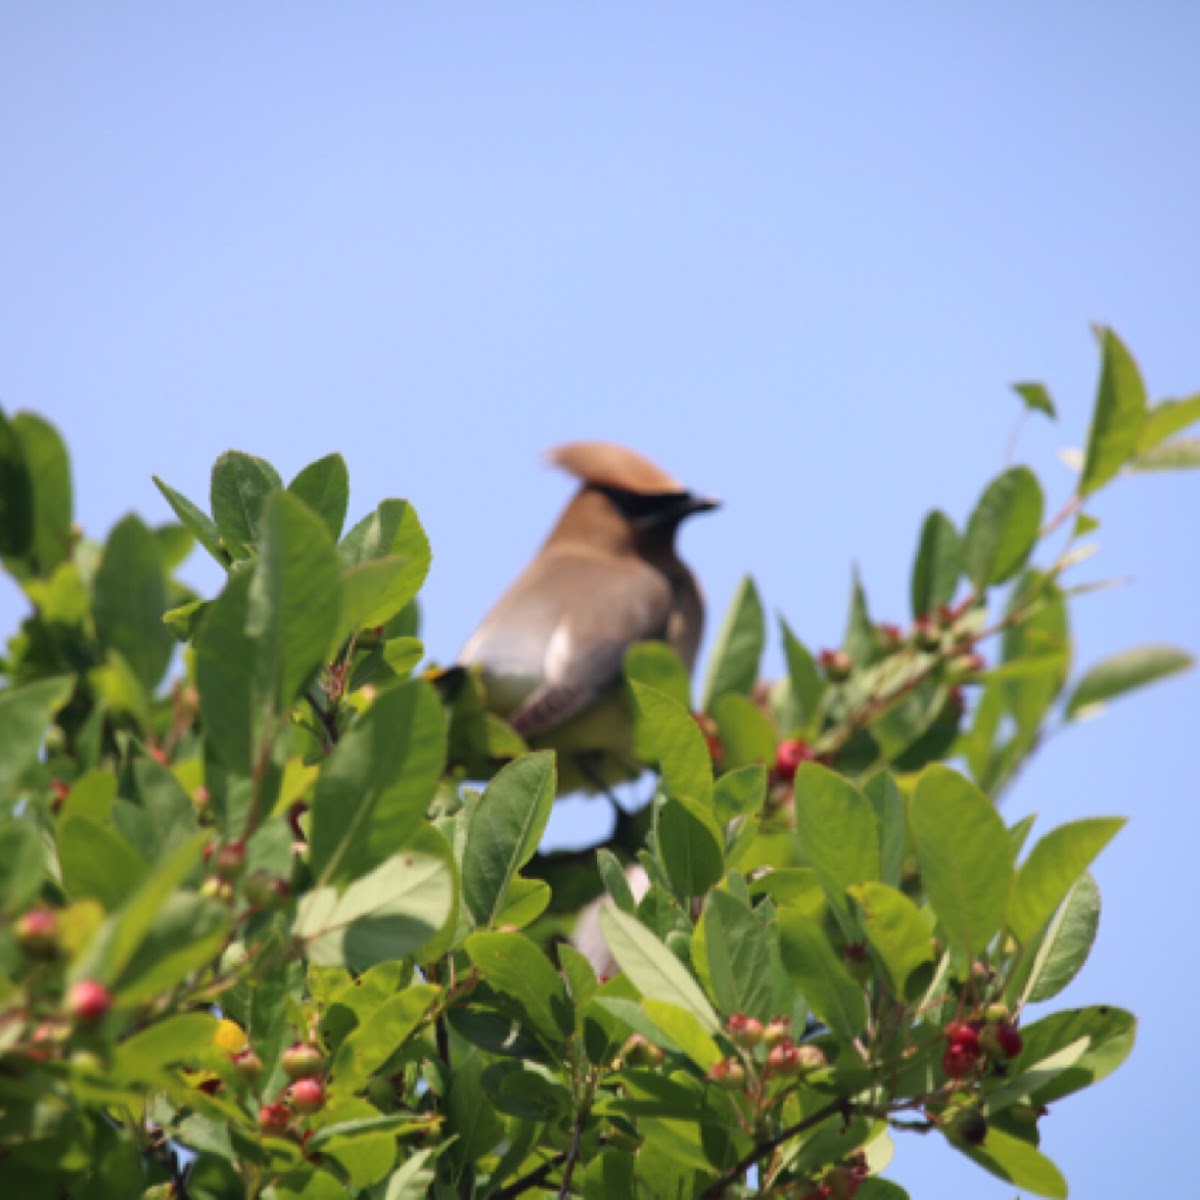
153 476 227 566
0 820 45 913
462 751 556 928
596 848 638 913
777 909 867 1038
625 641 692 709
700 575 764 711
494 876 551 928
713 763 767 824
842 569 875 664
334 557 421 650
962 467 1044 589
1136 392 1200 451
248 490 342 711
296 841 457 971
0 676 73 794
115 892 231 1002
194 570 261 775
711 692 775 771
1020 1005 1135 1105
466 931 571 1047
12 413 72 574
308 680 446 886
863 771 906 889
1018 873 1101 1005
1080 327 1147 495
910 766 1012 958
641 999 722 1070
209 450 283 557
1133 435 1200 470
779 618 825 731
655 795 724 897
93 515 174 691
0 407 33 559
1065 643 1193 718
910 510 962 618
599 905 720 1033
131 756 200 860
793 763 879 927
1008 817 1123 945
115 1013 221 1078
1001 572 1070 740
337 500 431 615
693 890 775 1019
58 814 149 908
630 682 718 840
1013 382 1057 420
848 882 934 997
328 985 439 1094
948 1125 1067 1198
288 454 350 541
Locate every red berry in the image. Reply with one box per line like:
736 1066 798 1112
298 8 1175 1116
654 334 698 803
244 869 289 909
726 1012 764 1048
16 908 60 957
818 649 853 681
281 1041 324 1080
774 738 815 782
288 1077 325 1114
707 1058 747 1090
148 745 169 765
824 1164 865 1200
875 622 903 650
980 1021 1023 1061
944 1021 980 1053
942 1042 980 1079
257 1103 290 1136
49 778 70 812
766 1039 801 1077
66 979 112 1025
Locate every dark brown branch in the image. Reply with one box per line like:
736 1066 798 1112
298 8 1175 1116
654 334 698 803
488 1151 567 1199
696 1099 847 1200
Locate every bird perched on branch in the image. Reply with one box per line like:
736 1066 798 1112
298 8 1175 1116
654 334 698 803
457 440 719 793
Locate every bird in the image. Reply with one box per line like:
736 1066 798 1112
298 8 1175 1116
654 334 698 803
457 440 719 794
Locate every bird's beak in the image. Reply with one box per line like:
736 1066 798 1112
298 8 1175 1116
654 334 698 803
685 493 721 516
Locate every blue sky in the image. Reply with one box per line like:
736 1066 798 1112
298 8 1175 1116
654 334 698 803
2 5 1198 1196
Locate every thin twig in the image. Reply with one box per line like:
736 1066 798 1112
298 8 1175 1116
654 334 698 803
556 1108 588 1199
695 1099 847 1200
488 1151 567 1199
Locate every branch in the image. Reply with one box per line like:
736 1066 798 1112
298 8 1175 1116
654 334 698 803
696 1099 847 1200
488 1152 567 1199
556 1108 587 1199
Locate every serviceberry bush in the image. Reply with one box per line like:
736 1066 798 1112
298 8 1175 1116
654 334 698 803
0 328 1197 1199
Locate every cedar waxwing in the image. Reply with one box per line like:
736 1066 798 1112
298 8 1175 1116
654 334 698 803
458 441 718 793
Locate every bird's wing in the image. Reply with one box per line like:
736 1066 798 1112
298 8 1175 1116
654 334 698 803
507 552 673 738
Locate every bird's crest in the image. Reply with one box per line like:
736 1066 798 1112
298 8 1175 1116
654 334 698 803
546 441 685 495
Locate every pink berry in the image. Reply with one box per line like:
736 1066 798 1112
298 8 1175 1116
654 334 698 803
281 1041 324 1080
289 1077 325 1114
726 1012 764 1048
707 1058 747 1090
16 908 60 957
66 979 112 1025
257 1103 290 1136
818 649 853 681
766 1039 801 1077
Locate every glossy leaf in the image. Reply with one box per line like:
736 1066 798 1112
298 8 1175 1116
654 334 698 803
12 412 72 574
962 467 1044 588
58 814 149 909
1136 392 1200 452
465 931 571 1046
700 575 764 711
777 909 867 1038
693 889 775 1020
153 475 227 565
1065 643 1193 719
1019 873 1101 1005
308 680 446 886
209 450 282 557
93 515 174 690
711 692 775 771
779 617 825 730
1080 327 1147 495
328 984 439 1093
0 820 47 913
848 882 933 997
599 905 720 1032
248 490 342 710
793 763 879 926
462 751 556 928
625 640 692 709
337 500 431 619
1008 817 1122 945
656 795 724 897
640 999 722 1070
950 1126 1067 1198
911 509 962 618
910 766 1012 958
1021 1005 1136 1105
288 453 350 540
